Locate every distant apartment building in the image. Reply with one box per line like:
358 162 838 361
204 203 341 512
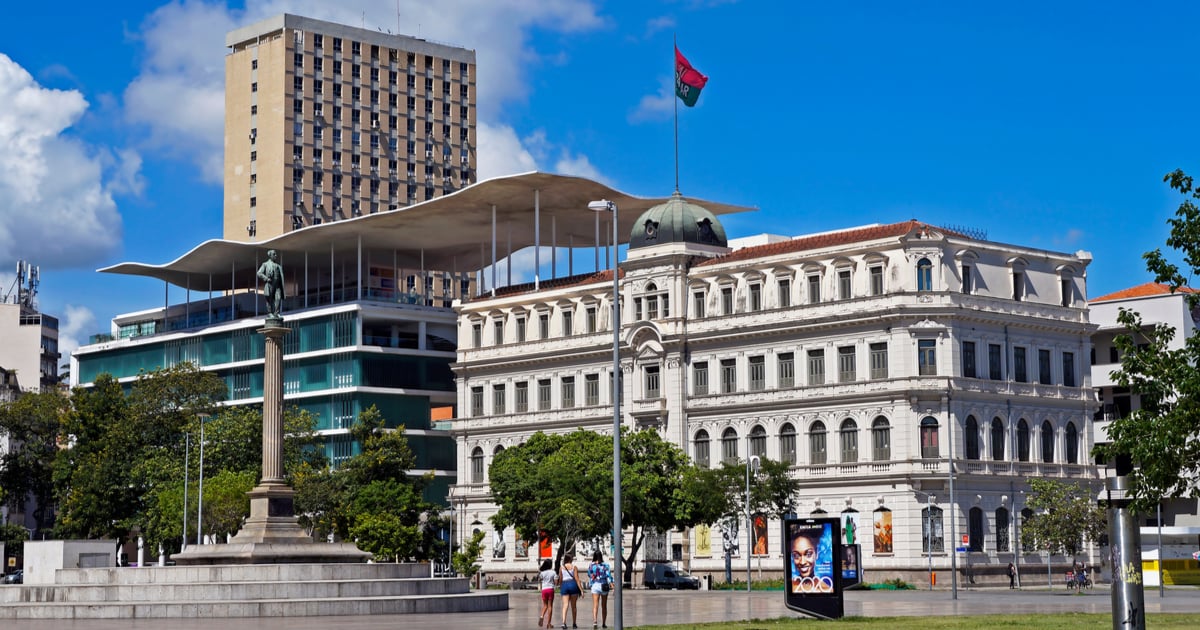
0 264 59 393
224 14 477 242
1089 282 1200 578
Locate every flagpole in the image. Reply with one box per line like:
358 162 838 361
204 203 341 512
673 34 680 193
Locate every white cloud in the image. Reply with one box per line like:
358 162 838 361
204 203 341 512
57 304 96 359
644 16 676 38
629 76 675 123
476 121 538 180
554 152 604 183
124 0 607 184
0 54 126 269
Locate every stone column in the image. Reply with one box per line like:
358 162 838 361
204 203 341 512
261 324 287 483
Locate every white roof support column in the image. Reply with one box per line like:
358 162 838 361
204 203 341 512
534 189 541 291
330 242 335 305
208 274 213 324
490 204 497 297
595 211 600 272
254 251 260 316
304 251 309 309
506 223 512 288
421 248 426 303
551 214 557 280
569 234 574 277
357 235 363 301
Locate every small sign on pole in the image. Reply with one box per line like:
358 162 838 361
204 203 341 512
961 534 969 545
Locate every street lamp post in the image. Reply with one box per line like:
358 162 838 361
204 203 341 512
182 432 190 552
745 455 760 593
588 199 622 630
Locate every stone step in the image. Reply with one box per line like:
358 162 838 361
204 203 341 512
0 591 509 619
51 562 433 585
0 577 470 603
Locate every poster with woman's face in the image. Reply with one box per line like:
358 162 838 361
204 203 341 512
788 521 835 594
873 509 893 553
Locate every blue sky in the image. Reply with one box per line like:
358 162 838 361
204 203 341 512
2 1 1198 355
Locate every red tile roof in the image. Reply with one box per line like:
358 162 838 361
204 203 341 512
696 220 960 267
490 269 621 298
1090 282 1198 303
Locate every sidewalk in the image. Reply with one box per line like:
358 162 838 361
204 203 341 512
4 586 1198 630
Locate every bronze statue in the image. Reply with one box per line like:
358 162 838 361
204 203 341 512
257 249 284 320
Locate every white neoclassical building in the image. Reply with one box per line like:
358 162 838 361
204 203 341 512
450 193 1101 585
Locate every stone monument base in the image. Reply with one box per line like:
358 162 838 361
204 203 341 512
174 482 370 565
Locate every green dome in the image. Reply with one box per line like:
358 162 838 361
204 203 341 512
629 192 727 249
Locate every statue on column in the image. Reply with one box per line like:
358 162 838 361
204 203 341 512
257 249 285 321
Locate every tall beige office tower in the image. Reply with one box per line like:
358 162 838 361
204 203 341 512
224 14 477 242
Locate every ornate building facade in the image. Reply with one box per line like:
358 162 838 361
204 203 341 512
451 195 1101 584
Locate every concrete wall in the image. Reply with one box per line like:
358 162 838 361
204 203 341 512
24 540 116 585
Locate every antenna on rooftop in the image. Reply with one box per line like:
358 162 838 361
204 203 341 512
3 259 40 309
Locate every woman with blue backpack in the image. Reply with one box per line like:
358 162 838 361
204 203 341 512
587 551 613 629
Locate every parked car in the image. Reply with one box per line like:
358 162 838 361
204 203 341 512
2 570 23 585
642 563 699 590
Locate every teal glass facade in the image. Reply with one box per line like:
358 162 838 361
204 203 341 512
75 309 457 490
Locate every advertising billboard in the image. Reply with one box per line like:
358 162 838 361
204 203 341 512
783 517 843 619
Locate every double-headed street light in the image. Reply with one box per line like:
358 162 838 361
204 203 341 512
914 490 935 590
588 199 622 630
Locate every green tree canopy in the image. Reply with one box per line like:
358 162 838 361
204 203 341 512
1095 168 1200 513
489 428 743 579
0 390 69 533
1022 478 1106 560
292 406 442 562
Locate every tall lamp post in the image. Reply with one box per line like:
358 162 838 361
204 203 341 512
588 199 622 630
745 455 760 593
182 432 190 552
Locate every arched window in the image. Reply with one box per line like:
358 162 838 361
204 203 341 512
721 427 739 464
839 419 858 462
995 507 1010 552
1041 420 1055 463
990 417 1005 460
645 282 659 320
1065 422 1079 464
917 258 933 291
1021 508 1035 552
920 417 939 458
1017 419 1031 462
470 446 484 483
871 416 891 461
493 445 505 456
921 505 944 553
749 425 767 458
809 421 827 465
693 429 710 468
965 415 980 460
968 507 984 552
779 423 797 464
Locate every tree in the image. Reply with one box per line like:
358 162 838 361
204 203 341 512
0 390 69 533
1095 168 1200 513
54 364 226 547
1022 478 1106 562
489 430 611 568
489 428 735 581
293 406 442 561
452 530 485 579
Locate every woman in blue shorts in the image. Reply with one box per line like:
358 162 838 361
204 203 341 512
559 552 581 629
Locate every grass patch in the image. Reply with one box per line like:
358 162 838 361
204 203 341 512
629 613 1200 629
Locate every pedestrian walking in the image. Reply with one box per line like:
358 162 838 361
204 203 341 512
587 551 612 629
559 553 582 629
1007 562 1016 589
537 560 556 628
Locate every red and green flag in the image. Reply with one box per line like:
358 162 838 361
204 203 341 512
674 46 708 107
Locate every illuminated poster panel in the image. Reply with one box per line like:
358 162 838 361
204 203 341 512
782 517 844 620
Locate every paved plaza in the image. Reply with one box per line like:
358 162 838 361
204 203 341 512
2 586 1198 630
